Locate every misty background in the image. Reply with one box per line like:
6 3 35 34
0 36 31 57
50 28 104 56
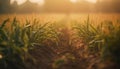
0 0 120 14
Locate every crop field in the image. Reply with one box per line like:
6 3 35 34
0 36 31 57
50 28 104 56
0 14 120 69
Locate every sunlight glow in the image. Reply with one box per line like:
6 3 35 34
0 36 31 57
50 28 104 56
11 0 97 5
11 0 44 5
86 0 97 3
70 0 78 3
11 0 26 5
30 0 44 5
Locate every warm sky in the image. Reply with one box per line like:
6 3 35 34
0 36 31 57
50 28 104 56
11 0 97 5
11 0 45 5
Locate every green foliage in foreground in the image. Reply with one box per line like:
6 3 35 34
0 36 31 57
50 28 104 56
102 26 120 64
74 17 105 54
74 16 120 64
0 17 120 69
0 18 58 69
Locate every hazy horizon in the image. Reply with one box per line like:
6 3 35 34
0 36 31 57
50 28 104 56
0 0 120 13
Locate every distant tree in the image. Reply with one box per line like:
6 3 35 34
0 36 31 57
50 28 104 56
0 0 11 13
19 0 39 13
111 0 120 12
11 0 18 13
44 0 73 13
96 0 101 12
96 0 120 13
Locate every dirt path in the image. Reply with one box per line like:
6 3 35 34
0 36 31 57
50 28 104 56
29 16 99 69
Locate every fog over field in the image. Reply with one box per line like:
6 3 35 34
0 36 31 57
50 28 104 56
0 0 120 13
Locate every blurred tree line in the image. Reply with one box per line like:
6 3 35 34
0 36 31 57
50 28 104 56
0 0 120 14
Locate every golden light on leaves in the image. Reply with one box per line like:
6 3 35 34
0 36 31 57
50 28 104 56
0 54 3 59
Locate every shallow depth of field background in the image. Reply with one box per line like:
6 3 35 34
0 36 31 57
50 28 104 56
0 0 120 69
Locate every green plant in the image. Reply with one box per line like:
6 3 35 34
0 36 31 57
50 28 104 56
0 18 33 69
102 26 120 64
74 16 120 67
74 16 104 54
0 18 59 69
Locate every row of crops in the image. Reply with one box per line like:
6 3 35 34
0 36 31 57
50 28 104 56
0 18 59 69
0 17 120 69
74 17 120 64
